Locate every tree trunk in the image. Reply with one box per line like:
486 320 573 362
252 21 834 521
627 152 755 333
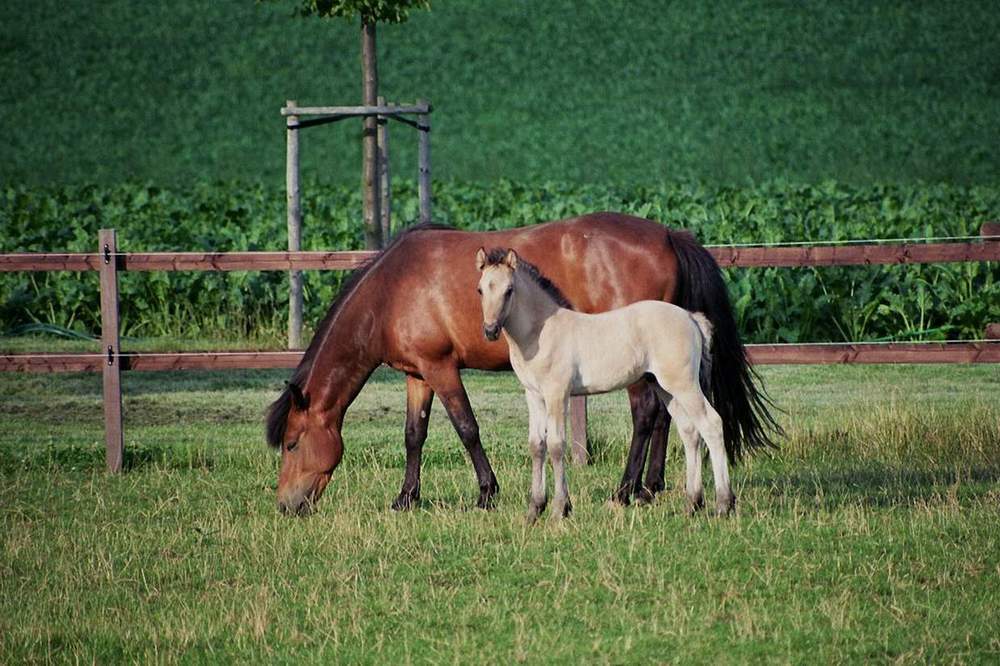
361 20 382 250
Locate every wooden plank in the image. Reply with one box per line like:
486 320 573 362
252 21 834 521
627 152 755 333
708 241 1000 268
286 100 304 349
3 343 999 375
3 240 995 274
418 99 432 224
570 395 589 465
746 342 1000 364
281 103 430 117
987 323 1000 340
99 230 124 473
982 222 1000 238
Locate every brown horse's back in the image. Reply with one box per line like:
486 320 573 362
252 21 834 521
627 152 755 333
377 213 678 375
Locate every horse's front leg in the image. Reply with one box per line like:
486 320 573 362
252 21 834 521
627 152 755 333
392 375 435 511
545 392 572 521
524 389 548 524
423 363 499 509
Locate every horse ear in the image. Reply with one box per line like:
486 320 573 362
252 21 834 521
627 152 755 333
475 247 487 272
505 249 519 269
286 382 309 411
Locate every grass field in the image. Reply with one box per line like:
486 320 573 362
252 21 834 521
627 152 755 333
2 0 999 185
2 363 998 662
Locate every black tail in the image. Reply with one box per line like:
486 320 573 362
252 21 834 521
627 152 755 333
668 230 782 463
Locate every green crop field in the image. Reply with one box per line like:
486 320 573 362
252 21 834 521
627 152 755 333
1 0 999 185
1 365 999 662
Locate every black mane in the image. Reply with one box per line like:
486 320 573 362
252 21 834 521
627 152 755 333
265 223 454 448
483 248 574 310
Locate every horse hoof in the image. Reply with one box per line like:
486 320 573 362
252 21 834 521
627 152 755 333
635 488 657 506
391 493 419 511
610 489 631 507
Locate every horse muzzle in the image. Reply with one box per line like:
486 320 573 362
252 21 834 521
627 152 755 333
483 323 501 341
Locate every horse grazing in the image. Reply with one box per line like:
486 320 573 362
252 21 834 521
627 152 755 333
477 247 732 521
266 213 778 516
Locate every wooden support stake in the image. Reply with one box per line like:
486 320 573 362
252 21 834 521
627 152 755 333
361 22 382 250
286 100 303 350
418 99 432 224
377 96 392 245
570 395 588 465
99 229 124 473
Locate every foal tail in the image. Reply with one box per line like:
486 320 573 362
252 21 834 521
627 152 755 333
689 312 714 394
668 230 782 463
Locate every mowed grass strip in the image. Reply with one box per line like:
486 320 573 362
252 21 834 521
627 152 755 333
1 365 998 662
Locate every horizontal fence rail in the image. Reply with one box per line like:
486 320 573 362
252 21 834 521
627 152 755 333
3 342 999 374
3 238 996 274
1 226 997 472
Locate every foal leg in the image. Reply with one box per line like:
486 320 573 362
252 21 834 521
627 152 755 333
424 364 500 509
545 393 573 521
663 398 705 514
525 390 548 524
392 375 434 511
613 382 658 505
672 389 733 516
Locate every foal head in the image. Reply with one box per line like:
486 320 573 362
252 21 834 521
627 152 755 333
267 382 344 516
475 247 519 340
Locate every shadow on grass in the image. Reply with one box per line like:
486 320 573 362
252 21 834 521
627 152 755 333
746 465 1000 509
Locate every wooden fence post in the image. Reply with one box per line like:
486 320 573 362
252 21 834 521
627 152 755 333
377 96 392 245
286 100 303 349
99 229 124 473
571 395 588 465
418 100 432 224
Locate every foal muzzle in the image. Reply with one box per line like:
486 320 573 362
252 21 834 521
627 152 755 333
483 323 501 341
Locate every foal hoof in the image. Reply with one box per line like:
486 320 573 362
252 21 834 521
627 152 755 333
525 505 543 525
714 493 736 517
550 498 572 521
686 494 705 516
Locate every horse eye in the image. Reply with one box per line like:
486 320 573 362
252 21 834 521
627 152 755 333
286 440 298 452
505 287 513 296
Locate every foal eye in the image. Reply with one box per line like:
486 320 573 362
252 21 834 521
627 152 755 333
476 287 482 294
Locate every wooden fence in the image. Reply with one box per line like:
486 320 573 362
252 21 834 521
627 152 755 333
1 225 998 470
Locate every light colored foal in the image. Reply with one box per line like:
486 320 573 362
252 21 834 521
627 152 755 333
476 247 734 522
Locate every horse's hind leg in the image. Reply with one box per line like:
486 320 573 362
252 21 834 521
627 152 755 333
639 398 671 504
424 364 500 509
613 382 658 505
392 375 435 511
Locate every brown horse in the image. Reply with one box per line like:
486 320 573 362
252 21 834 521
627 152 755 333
266 213 778 515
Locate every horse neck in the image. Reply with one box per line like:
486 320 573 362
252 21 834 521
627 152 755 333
303 284 383 423
504 269 562 347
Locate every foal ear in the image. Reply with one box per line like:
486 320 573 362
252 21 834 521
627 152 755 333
504 249 519 269
286 382 309 411
475 247 487 272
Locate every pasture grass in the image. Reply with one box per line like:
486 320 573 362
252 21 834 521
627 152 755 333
1 364 999 662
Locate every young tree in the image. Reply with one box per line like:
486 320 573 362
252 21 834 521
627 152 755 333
284 0 430 249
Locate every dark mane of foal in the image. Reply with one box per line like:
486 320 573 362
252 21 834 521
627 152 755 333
265 223 454 448
484 247 573 310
